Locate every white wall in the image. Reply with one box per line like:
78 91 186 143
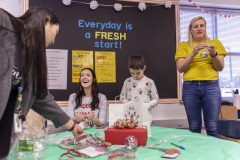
151 103 186 120
58 103 187 120
51 103 187 126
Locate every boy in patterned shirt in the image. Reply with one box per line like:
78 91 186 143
120 55 159 124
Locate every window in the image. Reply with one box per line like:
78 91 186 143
0 0 23 16
216 10 240 97
180 6 240 97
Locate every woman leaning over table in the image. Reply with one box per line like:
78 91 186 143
0 6 83 158
175 16 227 137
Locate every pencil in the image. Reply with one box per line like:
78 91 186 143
171 142 185 150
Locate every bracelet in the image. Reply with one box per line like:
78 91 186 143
211 52 218 57
68 121 77 131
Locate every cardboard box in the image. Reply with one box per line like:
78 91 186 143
105 128 147 146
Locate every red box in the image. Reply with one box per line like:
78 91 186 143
105 128 147 146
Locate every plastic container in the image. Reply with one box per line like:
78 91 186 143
233 89 240 109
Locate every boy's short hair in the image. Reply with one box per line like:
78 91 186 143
128 54 145 70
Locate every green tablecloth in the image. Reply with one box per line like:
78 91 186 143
8 126 240 160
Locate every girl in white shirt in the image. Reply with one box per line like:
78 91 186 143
67 68 107 129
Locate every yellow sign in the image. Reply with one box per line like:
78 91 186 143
95 51 116 83
72 50 93 83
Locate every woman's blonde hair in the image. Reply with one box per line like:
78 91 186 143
188 16 211 48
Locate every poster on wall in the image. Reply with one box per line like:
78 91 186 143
95 51 116 83
46 49 68 89
72 50 93 82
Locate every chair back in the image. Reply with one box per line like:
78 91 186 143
217 119 240 139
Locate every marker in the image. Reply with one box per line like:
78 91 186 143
171 142 185 150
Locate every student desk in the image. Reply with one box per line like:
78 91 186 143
10 126 240 160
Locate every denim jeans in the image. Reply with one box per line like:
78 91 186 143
182 80 221 137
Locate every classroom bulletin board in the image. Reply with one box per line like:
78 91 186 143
30 0 179 102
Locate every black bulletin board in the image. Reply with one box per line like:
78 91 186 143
30 0 178 101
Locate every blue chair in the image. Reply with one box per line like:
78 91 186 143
217 119 240 139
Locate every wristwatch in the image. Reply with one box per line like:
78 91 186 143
211 52 218 57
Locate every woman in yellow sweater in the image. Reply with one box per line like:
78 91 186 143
175 16 227 137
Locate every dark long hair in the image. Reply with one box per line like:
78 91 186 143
75 68 100 111
19 6 60 99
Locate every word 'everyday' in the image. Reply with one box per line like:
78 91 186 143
78 20 122 31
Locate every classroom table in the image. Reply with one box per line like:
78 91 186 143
8 126 240 160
